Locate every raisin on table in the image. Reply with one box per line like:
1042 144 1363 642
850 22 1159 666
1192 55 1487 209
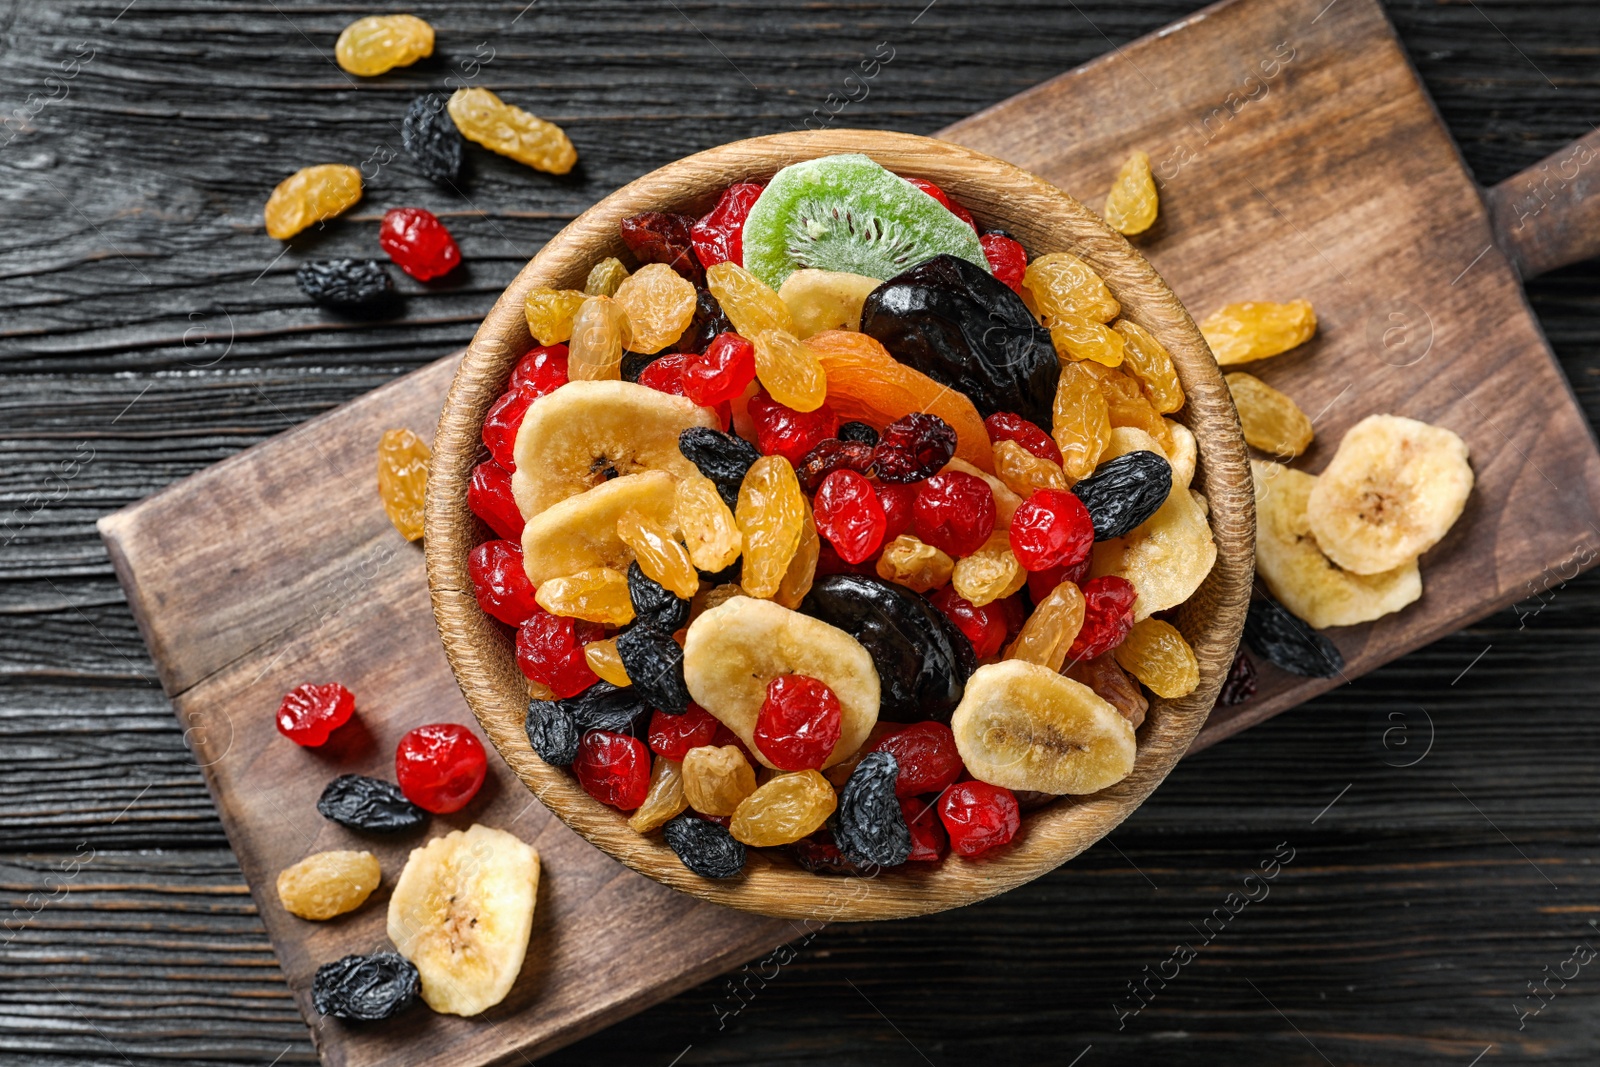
402 93 464 185
316 774 426 833
1244 595 1344 678
297 259 397 313
312 952 420 1022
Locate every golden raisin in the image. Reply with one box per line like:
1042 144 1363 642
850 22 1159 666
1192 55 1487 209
1104 150 1158 236
674 475 743 573
705 262 795 338
334 14 433 76
616 508 699 598
1112 318 1185 414
681 744 758 816
875 534 954 593
276 850 380 921
377 428 430 541
1226 372 1313 458
584 638 631 687
952 530 1027 607
735 456 805 599
1200 299 1317 365
730 770 838 846
447 87 577 175
627 758 688 832
612 263 698 354
1049 314 1125 367
567 295 631 381
535 567 634 625
772 498 820 610
752 329 828 413
1005 580 1085 672
1022 252 1120 324
1113 618 1199 698
1052 362 1112 480
524 288 588 345
1064 654 1149 729
264 164 362 240
1088 363 1174 453
584 257 630 297
993 439 1067 498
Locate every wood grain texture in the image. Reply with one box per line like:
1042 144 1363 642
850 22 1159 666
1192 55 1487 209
1488 127 1600 280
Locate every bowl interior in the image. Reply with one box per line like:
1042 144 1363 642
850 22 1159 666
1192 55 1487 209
425 129 1254 921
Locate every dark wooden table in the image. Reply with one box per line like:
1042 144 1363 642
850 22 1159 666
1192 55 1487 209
4 1 1598 1063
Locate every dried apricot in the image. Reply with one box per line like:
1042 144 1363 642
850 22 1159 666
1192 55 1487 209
377 428 430 541
264 164 362 240
1200 300 1317 365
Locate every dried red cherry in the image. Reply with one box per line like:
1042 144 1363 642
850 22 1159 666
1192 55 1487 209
468 539 540 625
871 721 963 798
905 176 977 230
619 211 704 286
913 471 996 557
573 730 652 810
747 390 839 465
929 585 1010 660
647 703 721 761
1027 557 1092 604
984 411 1062 465
379 206 461 281
873 412 957 484
875 480 920 543
691 182 765 269
483 385 537 471
795 438 875 494
509 344 570 396
394 723 487 814
752 674 843 772
516 610 603 698
1009 488 1094 572
681 331 756 406
901 796 950 863
938 780 1020 856
813 469 887 564
979 231 1027 294
468 460 524 541
276 683 355 746
1066 575 1137 662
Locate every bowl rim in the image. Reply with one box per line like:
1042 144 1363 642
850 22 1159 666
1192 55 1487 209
425 128 1254 921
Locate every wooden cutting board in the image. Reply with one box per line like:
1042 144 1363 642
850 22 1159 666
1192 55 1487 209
96 0 1600 1062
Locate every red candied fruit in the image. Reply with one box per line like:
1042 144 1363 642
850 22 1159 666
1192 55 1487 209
469 539 541 625
905 176 977 231
681 332 757 406
791 828 871 875
871 722 964 798
815 539 877 578
913 471 996 558
753 674 843 771
509 344 570 395
748 390 839 465
1009 488 1094 572
1027 557 1092 605
483 386 536 470
395 723 487 814
379 206 461 281
795 438 875 494
938 780 1020 856
979 231 1027 294
647 704 721 761
876 480 920 542
638 353 732 428
572 730 652 810
813 470 887 564
873 412 957 484
1066 575 1137 662
468 460 524 541
619 211 704 286
276 682 355 747
901 796 950 863
710 722 755 763
984 411 1062 465
516 610 602 698
691 182 766 269
930 585 1011 660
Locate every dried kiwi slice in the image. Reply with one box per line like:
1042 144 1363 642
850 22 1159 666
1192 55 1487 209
740 154 988 290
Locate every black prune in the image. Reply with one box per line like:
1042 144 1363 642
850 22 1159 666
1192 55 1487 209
832 751 911 867
627 561 691 633
312 952 419 1022
1217 649 1258 706
800 574 975 723
860 253 1059 427
316 774 426 833
662 813 746 878
619 211 705 286
620 351 654 383
401 93 463 186
1244 596 1345 678
1072 450 1173 540
525 699 581 765
616 625 691 715
795 438 876 493
678 426 760 509
565 680 651 736
872 412 958 484
672 288 734 354
297 259 396 312
837 421 880 446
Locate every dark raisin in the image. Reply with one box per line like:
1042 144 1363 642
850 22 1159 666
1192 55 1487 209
1244 596 1344 678
619 211 705 286
678 426 760 509
296 259 396 312
795 438 876 494
698 558 742 586
1072 451 1173 540
620 351 654 383
525 699 581 765
872 412 958 484
672 288 734 354
316 774 426 833
1217 649 1258 706
790 828 874 876
662 813 746 877
837 421 880 446
565 680 651 736
401 93 463 186
833 751 912 866
627 561 691 633
312 952 419 1022
616 625 691 715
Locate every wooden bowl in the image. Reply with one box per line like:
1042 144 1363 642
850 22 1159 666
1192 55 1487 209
425 129 1253 921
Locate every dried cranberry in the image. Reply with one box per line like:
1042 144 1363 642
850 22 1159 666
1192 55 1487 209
619 211 704 286
482 385 537 471
691 182 765 269
913 471 996 557
509 344 570 396
871 722 963 797
468 539 540 625
1027 557 1091 604
638 352 688 394
905 176 977 231
516 610 603 698
814 470 887 564
647 704 721 760
710 722 755 763
1066 575 1137 662
929 585 1010 660
873 412 957 484
795 438 876 494
815 540 877 577
1009 488 1094 572
379 206 461 281
876 480 920 542
998 594 1028 643
681 332 757 406
1218 650 1258 706
394 723 487 814
984 411 1062 465
572 730 652 810
747 390 838 465
938 780 1020 856
468 460 524 541
753 675 843 771
901 796 950 863
791 829 872 875
276 683 355 746
979 232 1027 294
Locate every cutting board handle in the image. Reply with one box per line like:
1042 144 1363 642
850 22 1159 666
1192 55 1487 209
1487 129 1600 279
